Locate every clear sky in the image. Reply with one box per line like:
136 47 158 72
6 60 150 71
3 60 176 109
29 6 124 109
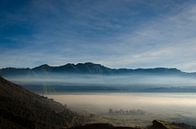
0 0 196 71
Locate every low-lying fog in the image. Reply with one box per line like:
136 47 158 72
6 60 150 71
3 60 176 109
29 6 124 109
5 74 196 92
46 93 196 126
5 74 196 126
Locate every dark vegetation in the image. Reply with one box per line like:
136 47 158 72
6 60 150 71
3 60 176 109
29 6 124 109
148 120 196 129
69 120 196 129
0 76 83 129
69 123 139 129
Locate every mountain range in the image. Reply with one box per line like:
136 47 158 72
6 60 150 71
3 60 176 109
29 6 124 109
0 62 194 77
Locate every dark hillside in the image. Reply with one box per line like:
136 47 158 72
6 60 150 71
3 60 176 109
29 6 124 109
0 76 82 129
69 120 196 129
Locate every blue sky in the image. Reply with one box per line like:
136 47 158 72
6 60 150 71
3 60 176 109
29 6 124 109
1 0 196 71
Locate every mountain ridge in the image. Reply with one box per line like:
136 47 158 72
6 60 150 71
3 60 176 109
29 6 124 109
0 62 191 77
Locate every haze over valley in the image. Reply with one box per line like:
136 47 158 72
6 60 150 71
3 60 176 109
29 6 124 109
1 63 196 127
2 63 196 93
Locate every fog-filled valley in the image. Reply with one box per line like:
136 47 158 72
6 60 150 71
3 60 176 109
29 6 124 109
3 73 196 127
46 93 196 126
5 73 196 93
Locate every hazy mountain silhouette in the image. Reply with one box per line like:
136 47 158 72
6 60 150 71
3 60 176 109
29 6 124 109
0 62 192 77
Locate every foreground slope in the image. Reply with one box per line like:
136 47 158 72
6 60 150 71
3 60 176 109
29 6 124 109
148 120 196 129
69 120 196 129
0 76 82 129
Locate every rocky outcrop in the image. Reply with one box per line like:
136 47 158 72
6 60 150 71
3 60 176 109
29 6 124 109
149 120 195 129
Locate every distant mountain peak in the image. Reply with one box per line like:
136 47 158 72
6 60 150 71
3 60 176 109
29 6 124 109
32 64 51 71
0 62 191 76
34 64 50 68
